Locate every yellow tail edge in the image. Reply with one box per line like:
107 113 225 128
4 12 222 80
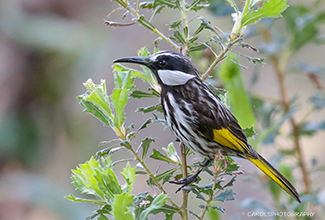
248 155 301 203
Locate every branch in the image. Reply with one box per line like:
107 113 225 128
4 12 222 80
201 37 242 81
180 142 189 220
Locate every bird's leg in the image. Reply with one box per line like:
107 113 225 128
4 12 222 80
169 159 212 193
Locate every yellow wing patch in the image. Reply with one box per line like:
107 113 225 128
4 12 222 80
213 128 249 154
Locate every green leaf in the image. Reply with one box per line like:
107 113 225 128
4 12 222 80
155 0 177 8
310 92 325 110
218 54 256 128
169 19 182 29
283 7 325 52
96 144 122 157
189 210 200 219
131 89 160 99
138 15 156 31
141 137 155 160
196 183 214 196
223 176 236 188
113 0 128 8
137 104 163 113
171 30 186 45
121 163 138 193
225 0 238 14
188 44 208 52
186 0 209 12
150 149 179 164
241 0 288 28
110 70 135 129
86 205 112 220
97 215 109 220
299 121 325 136
65 194 107 205
243 126 257 138
71 157 122 202
207 202 223 219
78 79 114 126
139 194 169 220
214 189 236 202
152 167 178 184
184 186 207 201
112 193 135 220
162 142 180 163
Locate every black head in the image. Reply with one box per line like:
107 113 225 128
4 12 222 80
114 51 199 86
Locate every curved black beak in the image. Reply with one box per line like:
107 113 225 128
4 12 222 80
113 56 150 67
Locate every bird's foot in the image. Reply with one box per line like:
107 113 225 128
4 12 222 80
168 170 202 193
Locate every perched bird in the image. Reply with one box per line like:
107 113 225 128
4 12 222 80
114 51 301 203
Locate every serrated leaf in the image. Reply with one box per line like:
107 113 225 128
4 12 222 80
141 137 155 160
138 15 156 31
121 141 133 150
207 203 225 215
121 163 138 193
138 118 153 131
150 149 178 164
154 167 178 183
223 176 236 188
243 126 257 138
96 145 123 157
65 194 107 205
112 193 135 220
112 0 128 8
284 7 325 52
241 0 288 28
162 142 180 164
97 215 109 220
189 210 200 219
184 186 206 201
86 205 112 220
186 0 209 12
172 30 186 45
299 121 325 136
214 189 236 202
139 194 169 220
78 79 114 126
110 70 135 129
155 0 177 8
188 44 208 52
225 162 240 173
310 92 325 110
131 89 160 99
169 19 182 29
137 104 162 114
245 55 266 64
197 183 214 196
71 157 122 202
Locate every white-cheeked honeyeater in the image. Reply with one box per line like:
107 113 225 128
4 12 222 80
114 51 301 203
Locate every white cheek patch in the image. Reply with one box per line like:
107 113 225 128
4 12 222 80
158 69 195 86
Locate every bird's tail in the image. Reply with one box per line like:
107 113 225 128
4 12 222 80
248 154 301 203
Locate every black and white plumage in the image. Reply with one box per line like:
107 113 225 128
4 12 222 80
114 51 301 203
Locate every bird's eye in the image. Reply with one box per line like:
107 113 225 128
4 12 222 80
158 60 166 67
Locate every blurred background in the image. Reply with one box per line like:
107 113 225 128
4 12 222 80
0 0 324 219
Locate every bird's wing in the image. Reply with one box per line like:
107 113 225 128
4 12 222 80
193 96 253 156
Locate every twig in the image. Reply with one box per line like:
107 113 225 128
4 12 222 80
128 147 181 210
201 38 242 81
180 142 189 220
270 54 311 194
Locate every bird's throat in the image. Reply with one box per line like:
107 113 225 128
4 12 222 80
157 69 195 86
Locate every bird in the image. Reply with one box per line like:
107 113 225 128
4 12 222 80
114 50 301 203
